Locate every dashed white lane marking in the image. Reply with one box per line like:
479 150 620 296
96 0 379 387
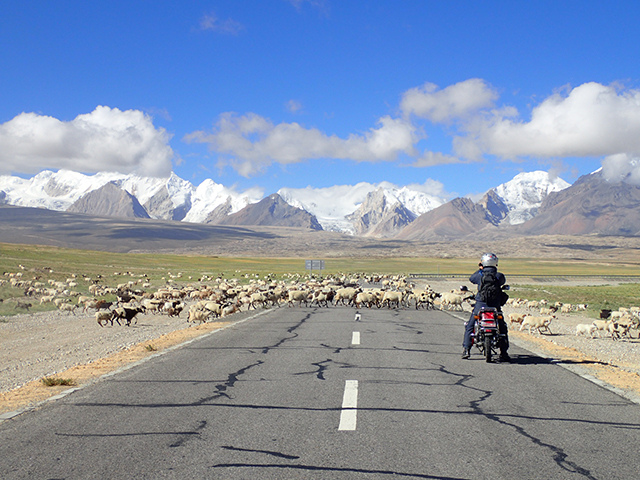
338 380 359 431
352 331 360 345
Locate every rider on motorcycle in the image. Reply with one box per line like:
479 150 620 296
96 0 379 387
462 253 510 362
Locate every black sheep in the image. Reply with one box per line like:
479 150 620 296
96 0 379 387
111 306 144 326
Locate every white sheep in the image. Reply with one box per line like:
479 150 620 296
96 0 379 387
381 290 404 309
520 315 554 335
355 291 377 308
288 289 310 307
39 295 56 304
526 300 540 310
333 287 359 306
200 301 223 317
575 324 596 337
439 292 469 311
58 303 78 315
560 304 573 314
53 298 69 307
592 319 611 337
249 292 267 309
187 308 210 324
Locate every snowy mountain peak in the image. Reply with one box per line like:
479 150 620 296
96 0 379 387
278 182 446 234
493 171 570 224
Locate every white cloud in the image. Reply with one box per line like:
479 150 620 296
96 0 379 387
187 80 640 179
286 99 303 113
400 78 499 123
456 82 640 160
199 12 244 35
287 0 329 14
602 153 640 185
405 178 449 197
185 113 420 177
0 106 174 177
410 151 461 167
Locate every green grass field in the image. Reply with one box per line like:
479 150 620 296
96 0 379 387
1 242 639 318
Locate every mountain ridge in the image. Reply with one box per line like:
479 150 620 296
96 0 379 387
0 169 580 238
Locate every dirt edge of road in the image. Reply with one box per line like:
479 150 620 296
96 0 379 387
0 320 232 418
509 330 640 402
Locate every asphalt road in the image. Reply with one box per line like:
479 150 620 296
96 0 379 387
1 306 639 479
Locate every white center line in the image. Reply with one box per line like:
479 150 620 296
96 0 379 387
352 331 360 345
338 380 358 431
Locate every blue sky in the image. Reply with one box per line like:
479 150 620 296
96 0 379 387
2 1 640 200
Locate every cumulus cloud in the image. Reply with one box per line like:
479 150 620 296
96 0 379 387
286 99 303 113
0 106 174 177
400 78 499 123
602 153 640 185
188 79 640 179
456 82 640 161
404 178 448 197
199 12 244 35
185 112 420 177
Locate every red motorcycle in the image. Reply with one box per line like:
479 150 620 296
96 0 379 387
471 307 506 363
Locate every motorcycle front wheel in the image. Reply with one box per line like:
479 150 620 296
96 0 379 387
484 335 492 363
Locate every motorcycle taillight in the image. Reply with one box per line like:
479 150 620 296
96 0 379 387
481 311 495 320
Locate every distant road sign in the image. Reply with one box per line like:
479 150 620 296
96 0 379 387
305 260 325 271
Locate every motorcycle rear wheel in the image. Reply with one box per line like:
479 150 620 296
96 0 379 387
484 336 492 362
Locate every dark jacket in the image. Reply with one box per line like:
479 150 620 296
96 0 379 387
469 266 506 308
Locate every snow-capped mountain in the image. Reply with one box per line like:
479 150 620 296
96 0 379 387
182 179 263 223
0 170 168 212
0 169 570 236
0 170 263 223
278 182 446 234
493 171 570 224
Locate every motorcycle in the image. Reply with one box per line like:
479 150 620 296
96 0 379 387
470 285 509 363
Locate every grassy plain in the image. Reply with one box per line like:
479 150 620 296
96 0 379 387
1 242 639 318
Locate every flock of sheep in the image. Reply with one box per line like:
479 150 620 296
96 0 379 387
3 268 640 344
505 298 640 341
3 270 444 326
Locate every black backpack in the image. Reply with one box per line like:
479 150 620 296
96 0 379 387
477 269 507 306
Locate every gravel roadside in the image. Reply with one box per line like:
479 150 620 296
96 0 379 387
0 309 203 394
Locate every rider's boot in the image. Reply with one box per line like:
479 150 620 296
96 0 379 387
461 348 470 359
498 351 511 362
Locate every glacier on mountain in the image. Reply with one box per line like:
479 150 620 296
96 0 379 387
493 171 570 224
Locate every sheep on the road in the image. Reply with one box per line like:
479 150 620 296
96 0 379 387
519 315 554 335
439 292 471 311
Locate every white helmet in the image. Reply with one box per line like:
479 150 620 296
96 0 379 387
481 253 498 267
